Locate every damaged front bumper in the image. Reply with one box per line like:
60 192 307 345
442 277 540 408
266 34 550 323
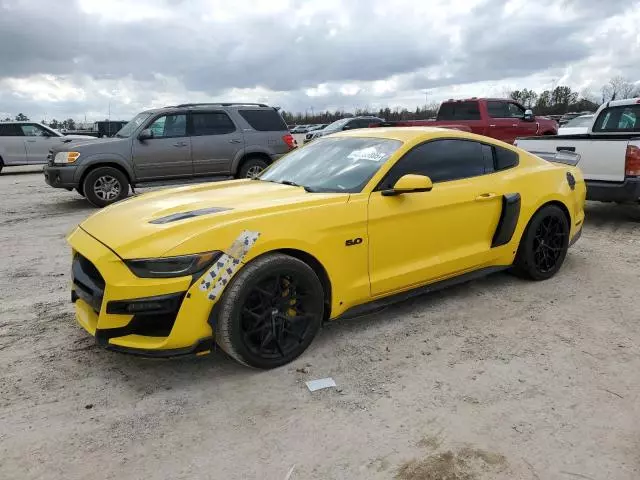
68 227 216 357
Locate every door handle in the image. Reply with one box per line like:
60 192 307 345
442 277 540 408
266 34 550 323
511 124 518 127
557 146 575 152
489 124 496 128
475 193 498 202
26 139 36 143
172 141 187 147
229 139 242 144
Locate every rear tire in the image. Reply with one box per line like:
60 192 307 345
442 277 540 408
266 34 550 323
214 253 324 369
82 167 129 208
512 204 569 280
237 157 269 179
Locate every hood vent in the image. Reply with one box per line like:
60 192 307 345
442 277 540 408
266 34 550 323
150 207 231 224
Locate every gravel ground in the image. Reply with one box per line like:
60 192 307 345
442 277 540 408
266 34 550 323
1 166 639 480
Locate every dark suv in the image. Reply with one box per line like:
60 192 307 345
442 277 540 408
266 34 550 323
44 103 296 207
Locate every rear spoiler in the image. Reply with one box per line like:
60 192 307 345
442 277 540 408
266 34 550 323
526 150 581 166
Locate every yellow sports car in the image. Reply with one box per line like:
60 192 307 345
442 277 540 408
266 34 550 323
67 127 586 368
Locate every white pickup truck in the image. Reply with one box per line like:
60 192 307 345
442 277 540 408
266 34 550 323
0 122 95 174
515 98 640 203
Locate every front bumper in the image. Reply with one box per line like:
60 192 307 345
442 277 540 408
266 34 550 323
586 178 640 203
68 227 216 357
44 164 79 189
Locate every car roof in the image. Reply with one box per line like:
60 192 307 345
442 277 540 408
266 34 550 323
332 126 476 142
142 103 276 114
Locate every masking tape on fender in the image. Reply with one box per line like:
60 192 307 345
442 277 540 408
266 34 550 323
199 230 260 301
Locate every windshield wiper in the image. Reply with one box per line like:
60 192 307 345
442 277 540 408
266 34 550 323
280 180 317 192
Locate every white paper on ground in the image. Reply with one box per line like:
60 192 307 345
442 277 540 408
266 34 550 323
306 377 337 392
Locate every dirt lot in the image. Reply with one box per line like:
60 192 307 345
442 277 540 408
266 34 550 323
1 167 639 480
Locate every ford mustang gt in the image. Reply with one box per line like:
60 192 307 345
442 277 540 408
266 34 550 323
67 127 586 368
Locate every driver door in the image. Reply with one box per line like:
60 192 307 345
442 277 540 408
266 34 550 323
368 139 504 296
132 113 192 180
20 124 57 164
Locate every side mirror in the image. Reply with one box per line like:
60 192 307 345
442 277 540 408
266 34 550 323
342 124 353 131
382 174 433 196
138 128 154 140
523 109 534 122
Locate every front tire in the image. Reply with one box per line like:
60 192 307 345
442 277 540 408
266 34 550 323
512 204 569 280
214 253 324 369
82 167 129 207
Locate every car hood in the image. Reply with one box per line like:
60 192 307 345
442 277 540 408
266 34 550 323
557 127 589 135
78 179 349 259
63 134 97 139
53 136 127 152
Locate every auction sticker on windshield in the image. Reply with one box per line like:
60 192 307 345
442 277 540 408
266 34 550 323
347 146 389 162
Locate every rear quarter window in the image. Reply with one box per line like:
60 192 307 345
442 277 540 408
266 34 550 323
238 109 288 131
0 124 23 136
494 145 519 170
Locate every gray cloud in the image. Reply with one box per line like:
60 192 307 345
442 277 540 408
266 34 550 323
0 0 637 120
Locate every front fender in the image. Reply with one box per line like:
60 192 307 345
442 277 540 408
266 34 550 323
73 154 135 182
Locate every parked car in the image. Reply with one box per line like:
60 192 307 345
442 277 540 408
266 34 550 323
0 122 95 174
515 98 640 203
44 103 296 207
427 98 558 144
66 127 585 367
557 114 595 135
304 116 384 143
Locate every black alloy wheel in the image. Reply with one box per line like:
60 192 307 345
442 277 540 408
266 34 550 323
215 253 324 369
513 204 570 281
532 215 567 273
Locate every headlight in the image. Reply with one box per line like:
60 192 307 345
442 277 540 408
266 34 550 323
54 151 81 164
125 251 221 278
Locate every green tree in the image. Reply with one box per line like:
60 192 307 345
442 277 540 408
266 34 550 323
15 113 29 121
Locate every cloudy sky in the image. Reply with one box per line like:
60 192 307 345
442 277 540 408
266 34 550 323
1 0 638 122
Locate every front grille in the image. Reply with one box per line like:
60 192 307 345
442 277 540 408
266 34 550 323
72 254 105 313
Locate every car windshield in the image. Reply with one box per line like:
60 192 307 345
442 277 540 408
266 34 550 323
115 113 152 138
564 115 593 128
259 137 402 193
323 118 351 133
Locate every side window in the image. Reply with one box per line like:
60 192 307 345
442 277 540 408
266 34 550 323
238 109 287 131
147 114 187 138
191 112 236 136
20 124 49 137
437 101 481 121
0 124 23 137
379 139 493 189
593 105 640 132
507 103 525 118
487 101 508 118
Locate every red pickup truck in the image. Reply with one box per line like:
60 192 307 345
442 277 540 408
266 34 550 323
431 98 558 143
376 98 558 144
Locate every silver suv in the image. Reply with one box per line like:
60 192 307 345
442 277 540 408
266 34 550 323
44 103 296 207
0 122 95 173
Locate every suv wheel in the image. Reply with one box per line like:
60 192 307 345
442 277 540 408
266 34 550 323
238 157 269 179
83 167 129 207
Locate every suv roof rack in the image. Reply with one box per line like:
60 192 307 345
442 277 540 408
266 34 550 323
172 102 270 108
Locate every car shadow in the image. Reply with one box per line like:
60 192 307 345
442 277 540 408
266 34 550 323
0 167 45 176
76 271 518 392
584 201 640 224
